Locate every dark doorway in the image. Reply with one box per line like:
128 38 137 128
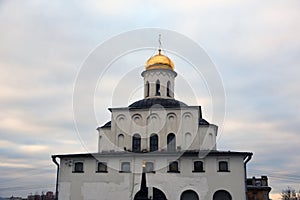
134 187 167 200
213 190 232 200
180 190 199 200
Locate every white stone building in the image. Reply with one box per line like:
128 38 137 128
52 49 253 200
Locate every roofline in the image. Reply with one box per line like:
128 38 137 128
198 123 218 128
52 150 253 159
247 186 272 192
108 105 201 112
141 68 177 76
96 126 110 130
96 122 218 130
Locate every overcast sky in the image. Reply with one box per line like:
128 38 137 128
0 1 300 199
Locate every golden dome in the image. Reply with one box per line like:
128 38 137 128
146 49 174 71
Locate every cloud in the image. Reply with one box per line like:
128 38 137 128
0 0 299 198
19 144 50 153
0 118 52 134
0 162 35 169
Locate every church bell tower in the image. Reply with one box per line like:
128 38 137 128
141 49 177 99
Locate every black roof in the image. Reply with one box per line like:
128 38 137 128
128 98 188 109
98 99 211 129
100 121 111 128
199 118 210 125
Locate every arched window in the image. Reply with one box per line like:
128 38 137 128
132 134 141 152
150 134 158 152
167 81 171 97
180 190 199 200
167 133 176 152
168 161 179 173
218 161 229 172
155 80 160 96
146 81 149 97
117 134 124 148
213 190 232 200
193 161 204 172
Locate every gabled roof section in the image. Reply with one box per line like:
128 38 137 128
97 121 111 130
199 118 210 125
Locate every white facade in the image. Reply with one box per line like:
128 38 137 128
98 106 218 153
56 152 249 200
53 49 252 200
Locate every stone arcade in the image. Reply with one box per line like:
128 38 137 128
52 48 253 200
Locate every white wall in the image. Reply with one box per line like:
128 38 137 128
58 154 246 200
98 106 217 153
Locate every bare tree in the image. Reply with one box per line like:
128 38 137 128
281 187 299 200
